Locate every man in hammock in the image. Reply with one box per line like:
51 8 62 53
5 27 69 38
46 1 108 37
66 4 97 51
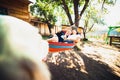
47 27 72 42
47 26 81 43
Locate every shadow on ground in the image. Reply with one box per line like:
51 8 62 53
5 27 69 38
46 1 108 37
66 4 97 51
46 49 120 80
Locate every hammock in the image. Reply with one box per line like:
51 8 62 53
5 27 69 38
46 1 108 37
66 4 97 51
48 42 75 52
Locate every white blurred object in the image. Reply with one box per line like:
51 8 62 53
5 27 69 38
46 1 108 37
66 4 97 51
0 15 49 61
0 15 51 80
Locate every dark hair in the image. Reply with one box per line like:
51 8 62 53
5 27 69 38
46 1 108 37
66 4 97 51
71 26 77 30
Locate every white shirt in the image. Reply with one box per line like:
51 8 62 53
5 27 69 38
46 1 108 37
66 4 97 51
67 34 80 40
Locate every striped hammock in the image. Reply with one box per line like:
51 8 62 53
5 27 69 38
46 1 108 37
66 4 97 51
49 42 75 52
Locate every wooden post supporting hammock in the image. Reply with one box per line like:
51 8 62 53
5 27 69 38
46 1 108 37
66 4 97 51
48 42 75 52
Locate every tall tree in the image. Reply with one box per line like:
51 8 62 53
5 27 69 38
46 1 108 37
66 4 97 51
52 0 90 27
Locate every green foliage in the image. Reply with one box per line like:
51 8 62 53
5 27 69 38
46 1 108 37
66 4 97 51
30 0 57 26
82 0 115 33
30 0 117 27
79 0 85 6
98 0 116 5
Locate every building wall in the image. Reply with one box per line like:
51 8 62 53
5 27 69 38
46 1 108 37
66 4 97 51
0 0 30 22
30 20 61 35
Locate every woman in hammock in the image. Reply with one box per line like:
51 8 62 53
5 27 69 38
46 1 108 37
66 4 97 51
64 28 81 43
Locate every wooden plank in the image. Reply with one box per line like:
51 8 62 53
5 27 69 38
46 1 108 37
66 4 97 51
0 0 30 22
0 1 27 9
10 14 29 19
0 4 28 13
109 36 120 45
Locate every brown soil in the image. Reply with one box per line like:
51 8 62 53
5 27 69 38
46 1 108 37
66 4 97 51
46 41 120 80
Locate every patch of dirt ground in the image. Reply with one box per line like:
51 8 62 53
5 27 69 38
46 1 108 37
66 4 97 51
46 41 120 80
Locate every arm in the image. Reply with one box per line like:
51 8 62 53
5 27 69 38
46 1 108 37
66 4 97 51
47 34 58 42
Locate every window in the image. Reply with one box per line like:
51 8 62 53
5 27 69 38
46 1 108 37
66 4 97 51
0 7 8 15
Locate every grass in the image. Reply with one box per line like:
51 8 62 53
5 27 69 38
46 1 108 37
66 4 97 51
42 35 50 40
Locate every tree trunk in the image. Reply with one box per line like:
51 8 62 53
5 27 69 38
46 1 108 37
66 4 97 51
83 30 86 39
83 22 88 40
73 0 79 27
83 28 88 41
47 22 52 35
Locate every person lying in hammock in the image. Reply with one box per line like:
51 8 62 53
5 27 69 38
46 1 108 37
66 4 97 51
47 27 81 43
47 27 71 42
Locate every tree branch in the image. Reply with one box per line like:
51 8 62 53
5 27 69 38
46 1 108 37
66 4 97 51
61 0 73 25
79 0 89 20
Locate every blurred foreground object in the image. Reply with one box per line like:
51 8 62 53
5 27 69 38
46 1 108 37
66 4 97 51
0 15 51 80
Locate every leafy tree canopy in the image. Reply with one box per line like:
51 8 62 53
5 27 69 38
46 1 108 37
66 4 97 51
30 0 57 26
